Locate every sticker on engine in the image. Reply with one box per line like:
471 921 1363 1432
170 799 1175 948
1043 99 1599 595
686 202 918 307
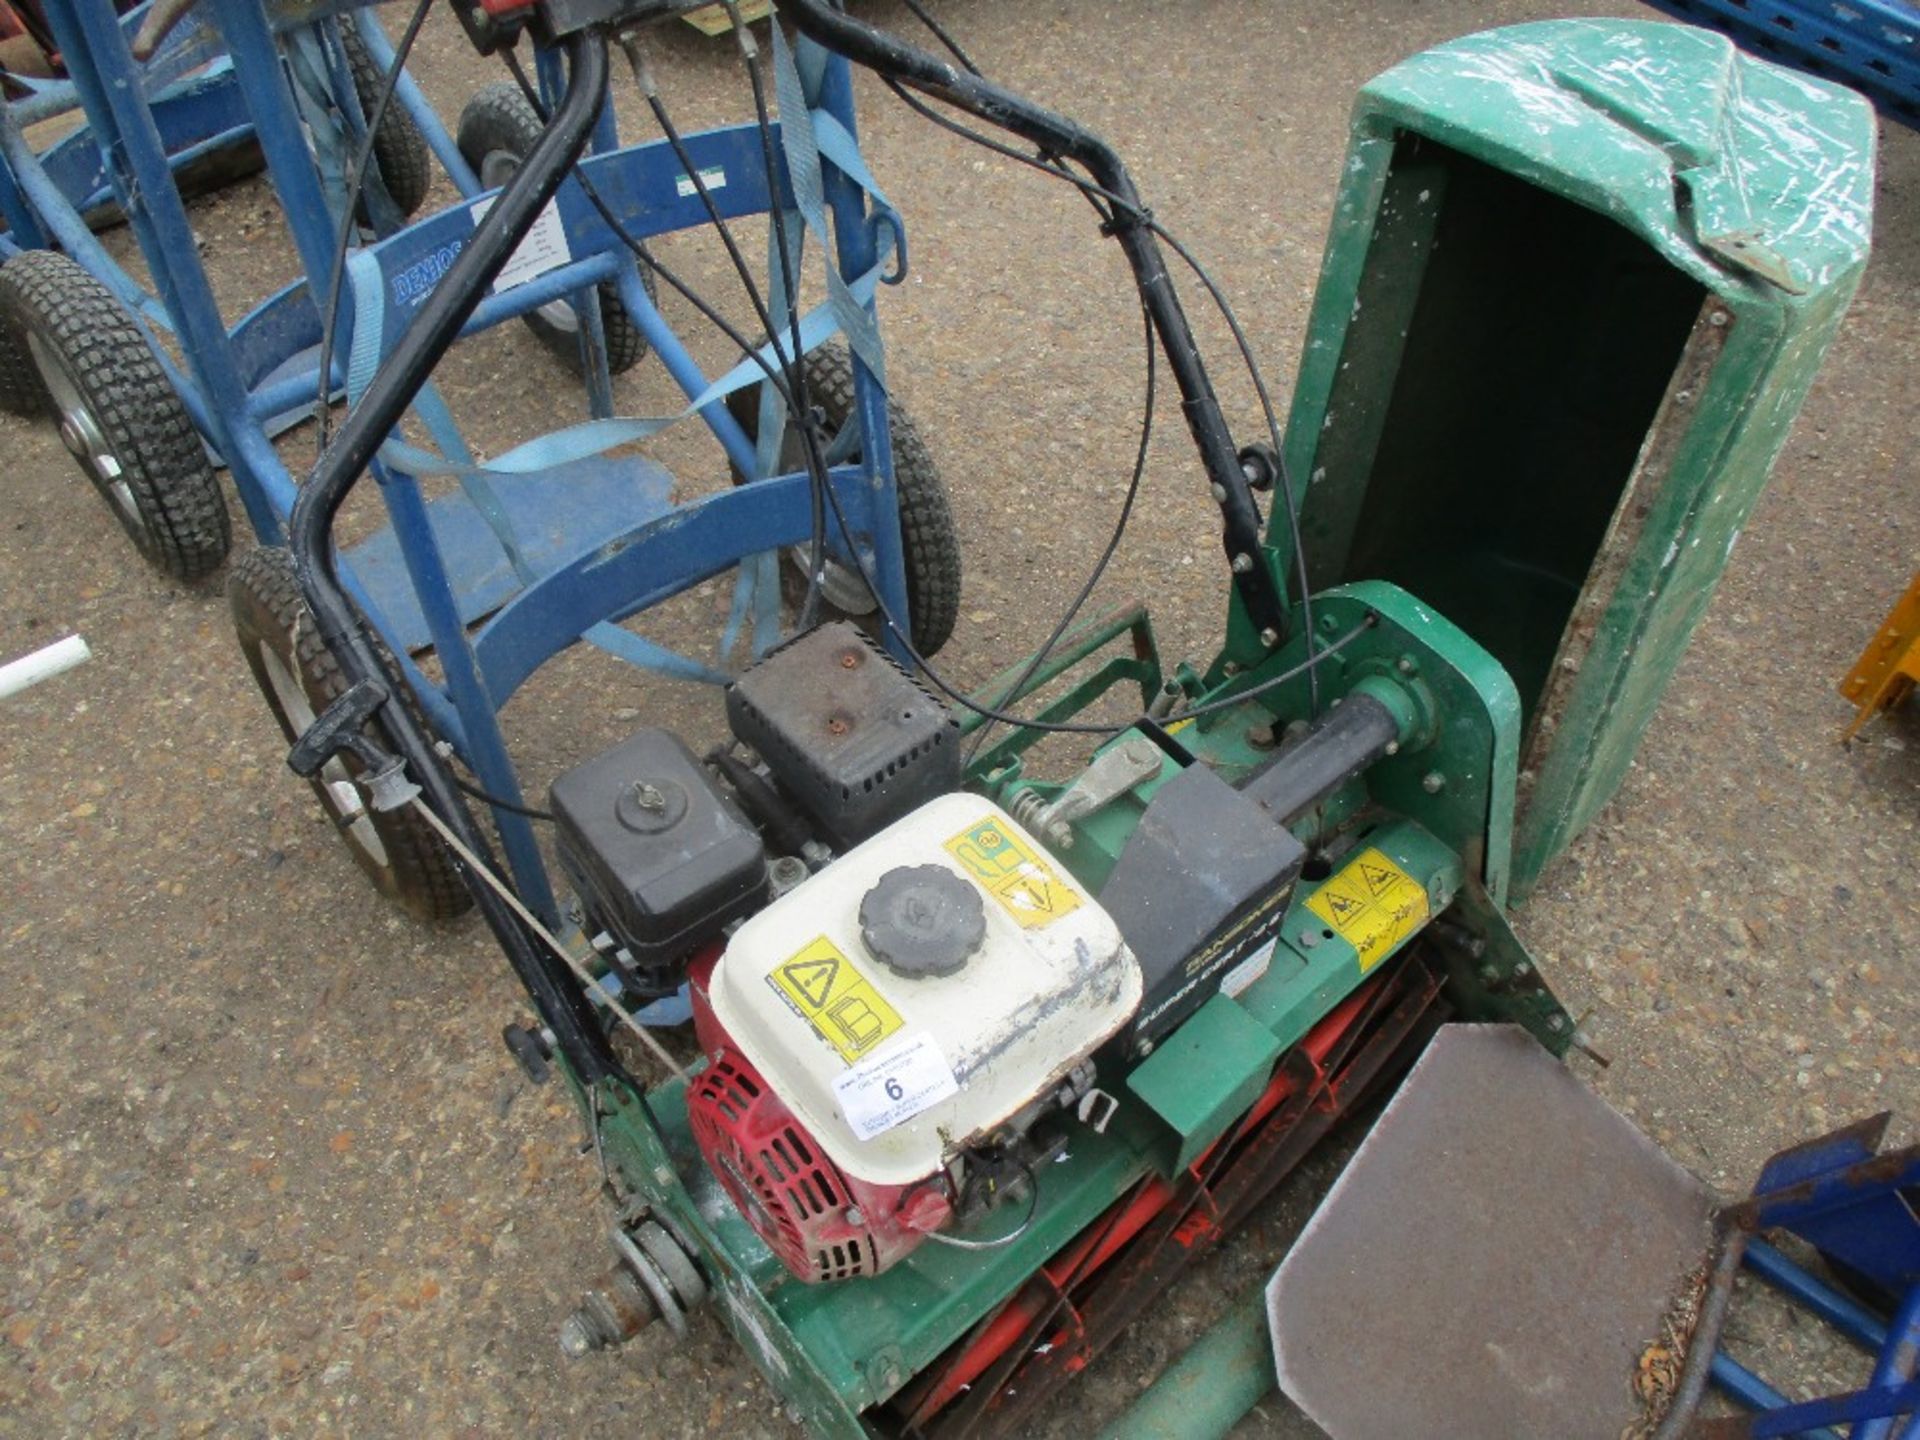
944 818 1082 930
769 937 904 1064
1304 847 1429 973
832 1031 959 1141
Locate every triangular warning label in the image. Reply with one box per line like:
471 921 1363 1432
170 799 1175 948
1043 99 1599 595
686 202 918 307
1357 861 1400 898
999 877 1056 915
1322 889 1365 923
780 957 839 1009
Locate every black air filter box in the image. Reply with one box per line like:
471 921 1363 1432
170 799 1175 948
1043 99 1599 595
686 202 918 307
726 622 959 849
1100 762 1306 1056
550 728 767 980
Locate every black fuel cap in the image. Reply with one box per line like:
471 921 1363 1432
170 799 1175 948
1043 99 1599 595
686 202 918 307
859 865 986 979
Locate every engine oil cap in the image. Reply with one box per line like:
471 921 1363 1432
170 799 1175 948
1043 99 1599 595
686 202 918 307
615 777 688 834
859 864 986 979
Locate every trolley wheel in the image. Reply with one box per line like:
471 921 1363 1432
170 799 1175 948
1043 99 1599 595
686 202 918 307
727 342 961 657
0 256 47 415
340 21 432 220
228 546 473 922
0 249 230 582
454 81 652 376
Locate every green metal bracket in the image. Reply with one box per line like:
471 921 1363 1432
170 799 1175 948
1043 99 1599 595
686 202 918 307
1128 993 1283 1174
960 602 1166 783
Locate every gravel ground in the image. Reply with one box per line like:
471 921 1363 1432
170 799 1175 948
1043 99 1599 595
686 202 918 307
2 2 1915 1437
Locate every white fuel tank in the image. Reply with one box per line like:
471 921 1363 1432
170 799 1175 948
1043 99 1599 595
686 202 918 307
708 793 1141 1188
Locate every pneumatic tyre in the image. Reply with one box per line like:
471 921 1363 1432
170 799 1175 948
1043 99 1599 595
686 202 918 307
727 342 961 657
229 546 473 922
455 80 651 376
0 249 230 581
0 256 46 415
340 21 432 220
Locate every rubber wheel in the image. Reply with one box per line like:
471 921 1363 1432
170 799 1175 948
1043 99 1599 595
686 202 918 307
0 255 46 415
0 249 230 581
727 342 961 656
454 80 650 376
229 546 473 922
340 22 432 220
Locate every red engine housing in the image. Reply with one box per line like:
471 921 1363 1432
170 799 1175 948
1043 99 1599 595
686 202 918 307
687 960 951 1283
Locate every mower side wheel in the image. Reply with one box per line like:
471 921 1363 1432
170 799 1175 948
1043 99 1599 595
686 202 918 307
0 249 230 582
454 81 652 375
0 257 46 415
228 546 473 922
339 22 432 220
727 342 962 657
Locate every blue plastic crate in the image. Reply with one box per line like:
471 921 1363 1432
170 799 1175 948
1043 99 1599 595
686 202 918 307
1641 0 1920 127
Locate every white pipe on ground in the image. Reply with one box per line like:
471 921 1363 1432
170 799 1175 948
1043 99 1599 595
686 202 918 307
0 634 92 700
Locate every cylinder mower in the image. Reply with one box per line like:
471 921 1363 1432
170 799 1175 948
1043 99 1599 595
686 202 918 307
267 2 1875 1435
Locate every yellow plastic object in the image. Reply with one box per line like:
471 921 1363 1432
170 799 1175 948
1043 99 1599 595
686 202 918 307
680 0 772 36
1840 574 1920 741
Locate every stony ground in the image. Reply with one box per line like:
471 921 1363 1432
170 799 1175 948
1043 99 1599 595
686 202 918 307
1 2 1915 1437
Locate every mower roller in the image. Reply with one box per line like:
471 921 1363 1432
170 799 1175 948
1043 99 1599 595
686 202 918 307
237 1 1877 1436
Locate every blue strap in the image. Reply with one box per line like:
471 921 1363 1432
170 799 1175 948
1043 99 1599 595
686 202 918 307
723 46 905 660
285 27 405 237
345 247 387 405
283 31 352 225
770 23 887 388
723 143 810 662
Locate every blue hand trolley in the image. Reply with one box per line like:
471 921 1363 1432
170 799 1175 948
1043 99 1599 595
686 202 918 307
0 0 953 962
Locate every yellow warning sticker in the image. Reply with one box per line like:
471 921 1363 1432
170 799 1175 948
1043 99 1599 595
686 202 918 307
1304 847 1429 973
944 817 1082 930
768 937 905 1064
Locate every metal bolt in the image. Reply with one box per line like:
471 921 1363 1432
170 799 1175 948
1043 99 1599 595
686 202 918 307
1299 929 1320 949
1513 962 1532 979
845 1206 866 1227
768 855 809 897
1709 310 1729 327
1246 722 1278 750
1384 740 1400 756
1421 771 1445 794
1136 1038 1154 1057
1547 1014 1567 1032
1231 553 1254 574
1210 483 1228 503
558 1314 598 1360
1479 963 1500 984
653 1165 675 1188
1395 655 1416 676
632 782 666 812
1319 613 1340 633
1259 627 1280 647
1222 661 1242 677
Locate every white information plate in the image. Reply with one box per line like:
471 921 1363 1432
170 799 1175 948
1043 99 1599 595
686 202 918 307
471 195 573 295
832 1031 959 1141
1221 936 1278 999
675 165 727 198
